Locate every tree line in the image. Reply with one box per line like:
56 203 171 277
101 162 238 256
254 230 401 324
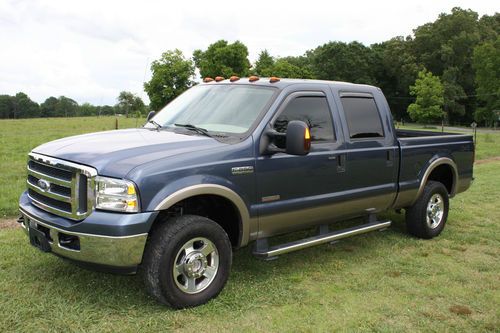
1 7 498 126
0 91 146 119
145 7 499 126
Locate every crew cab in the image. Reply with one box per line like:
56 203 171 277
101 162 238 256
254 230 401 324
18 77 474 308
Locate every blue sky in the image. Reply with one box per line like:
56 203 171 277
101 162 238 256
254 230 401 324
0 0 497 105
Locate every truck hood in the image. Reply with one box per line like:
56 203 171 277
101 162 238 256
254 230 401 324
32 128 226 178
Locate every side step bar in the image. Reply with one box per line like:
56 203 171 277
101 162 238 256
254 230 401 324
253 220 391 258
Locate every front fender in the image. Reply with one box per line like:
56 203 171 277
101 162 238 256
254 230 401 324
144 175 254 246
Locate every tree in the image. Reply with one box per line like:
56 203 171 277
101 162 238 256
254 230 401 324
411 8 482 123
268 59 312 78
144 49 195 111
132 95 146 115
55 96 78 117
99 105 116 116
193 40 250 78
0 95 13 118
116 91 145 117
253 50 314 78
253 50 274 75
407 70 445 124
478 12 500 43
308 41 376 84
441 67 466 122
371 36 420 120
280 55 314 77
472 37 500 126
40 96 59 117
12 92 40 118
79 103 98 117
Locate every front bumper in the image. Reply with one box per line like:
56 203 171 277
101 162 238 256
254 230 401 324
19 191 158 270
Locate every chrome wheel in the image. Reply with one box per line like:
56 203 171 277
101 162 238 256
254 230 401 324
426 193 444 229
173 237 219 294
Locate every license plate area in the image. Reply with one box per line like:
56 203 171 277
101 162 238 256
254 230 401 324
28 220 52 253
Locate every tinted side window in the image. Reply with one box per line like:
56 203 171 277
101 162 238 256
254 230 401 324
341 97 384 139
274 96 334 148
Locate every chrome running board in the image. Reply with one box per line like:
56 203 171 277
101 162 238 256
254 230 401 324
253 220 391 259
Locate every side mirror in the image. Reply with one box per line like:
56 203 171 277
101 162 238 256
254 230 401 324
261 120 311 156
285 120 311 155
146 111 156 121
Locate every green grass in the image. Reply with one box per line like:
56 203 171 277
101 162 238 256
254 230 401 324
0 117 144 217
0 160 498 332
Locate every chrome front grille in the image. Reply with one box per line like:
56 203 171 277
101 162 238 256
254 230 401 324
26 153 97 220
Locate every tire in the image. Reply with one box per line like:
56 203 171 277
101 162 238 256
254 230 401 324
405 181 449 239
141 214 232 308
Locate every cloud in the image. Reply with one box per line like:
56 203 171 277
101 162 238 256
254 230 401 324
0 0 497 105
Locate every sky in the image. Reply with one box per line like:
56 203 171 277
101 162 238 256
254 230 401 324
0 0 497 106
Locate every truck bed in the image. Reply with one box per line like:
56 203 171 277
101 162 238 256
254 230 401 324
393 129 474 209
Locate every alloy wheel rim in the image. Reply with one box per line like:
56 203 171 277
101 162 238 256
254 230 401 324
426 193 444 229
173 237 219 294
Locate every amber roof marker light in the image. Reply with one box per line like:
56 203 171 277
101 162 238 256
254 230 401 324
249 76 260 82
229 76 240 82
215 76 225 82
270 77 281 83
203 77 214 83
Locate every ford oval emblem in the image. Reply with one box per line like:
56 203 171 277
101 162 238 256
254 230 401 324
37 179 51 192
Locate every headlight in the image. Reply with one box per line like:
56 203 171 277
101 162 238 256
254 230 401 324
95 176 139 213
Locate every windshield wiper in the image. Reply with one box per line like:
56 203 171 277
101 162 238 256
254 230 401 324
174 123 213 138
147 120 162 130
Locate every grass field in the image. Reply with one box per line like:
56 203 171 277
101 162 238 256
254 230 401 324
0 160 498 332
0 117 499 218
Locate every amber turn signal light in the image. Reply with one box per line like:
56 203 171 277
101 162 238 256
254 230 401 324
304 127 311 151
270 77 280 83
215 76 225 82
203 77 214 83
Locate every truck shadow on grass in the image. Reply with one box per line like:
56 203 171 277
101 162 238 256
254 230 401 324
18 212 409 312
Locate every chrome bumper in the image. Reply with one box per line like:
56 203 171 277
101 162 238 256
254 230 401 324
19 208 148 268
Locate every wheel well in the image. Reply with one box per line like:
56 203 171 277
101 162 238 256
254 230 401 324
427 164 454 194
154 195 241 247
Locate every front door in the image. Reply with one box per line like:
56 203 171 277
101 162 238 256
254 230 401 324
255 90 345 237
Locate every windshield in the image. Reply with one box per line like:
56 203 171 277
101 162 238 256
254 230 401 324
145 84 276 134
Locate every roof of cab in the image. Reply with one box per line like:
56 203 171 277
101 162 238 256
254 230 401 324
200 77 379 91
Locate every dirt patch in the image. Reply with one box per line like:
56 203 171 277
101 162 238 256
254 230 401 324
449 305 472 315
0 218 20 230
475 156 500 165
387 271 401 278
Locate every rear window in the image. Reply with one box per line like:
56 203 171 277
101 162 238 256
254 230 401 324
341 96 384 139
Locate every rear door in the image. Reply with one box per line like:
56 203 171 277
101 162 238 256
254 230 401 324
335 91 399 212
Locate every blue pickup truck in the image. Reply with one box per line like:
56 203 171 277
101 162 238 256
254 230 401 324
19 77 474 308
